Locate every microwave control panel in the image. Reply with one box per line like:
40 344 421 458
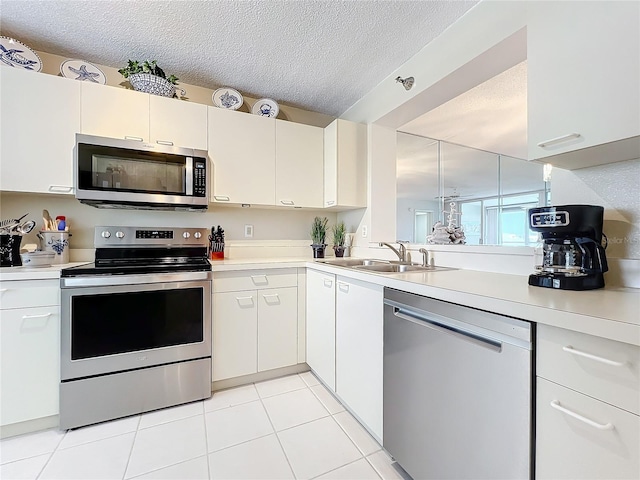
193 158 207 197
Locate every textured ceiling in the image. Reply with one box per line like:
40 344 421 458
0 0 478 117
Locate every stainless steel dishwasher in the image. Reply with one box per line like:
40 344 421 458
383 288 533 480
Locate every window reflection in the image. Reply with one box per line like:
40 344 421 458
396 133 549 246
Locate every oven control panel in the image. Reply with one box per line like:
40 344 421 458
95 226 208 247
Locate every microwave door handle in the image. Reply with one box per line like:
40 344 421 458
185 157 193 195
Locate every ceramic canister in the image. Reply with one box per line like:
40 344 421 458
37 231 71 264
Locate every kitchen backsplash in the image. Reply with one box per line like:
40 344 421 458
0 192 338 250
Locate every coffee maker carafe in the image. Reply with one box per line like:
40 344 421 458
528 205 608 290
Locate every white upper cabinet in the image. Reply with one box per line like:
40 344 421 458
527 1 640 168
208 107 276 205
0 68 80 194
324 119 367 208
81 82 149 142
275 120 324 208
81 83 207 149
149 95 207 150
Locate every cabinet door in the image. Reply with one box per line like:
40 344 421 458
149 96 207 150
0 306 60 425
81 82 149 141
335 277 383 440
275 120 323 208
208 107 276 205
212 291 257 381
0 68 79 194
305 270 336 391
527 1 640 161
536 377 639 479
323 119 367 208
257 286 298 372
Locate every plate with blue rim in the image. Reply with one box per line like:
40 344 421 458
60 59 107 84
251 98 279 118
0 36 42 72
212 87 243 110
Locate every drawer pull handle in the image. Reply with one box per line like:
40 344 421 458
326 200 335 206
124 136 144 142
337 282 349 292
48 185 74 193
0 289 8 292
562 346 625 367
156 140 174 146
323 279 333 287
22 313 52 320
214 196 230 202
549 400 613 430
280 200 295 206
262 293 280 305
251 275 268 285
537 133 581 148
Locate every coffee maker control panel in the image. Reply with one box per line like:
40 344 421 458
530 211 570 227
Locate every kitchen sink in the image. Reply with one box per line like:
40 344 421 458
352 264 457 274
316 258 390 267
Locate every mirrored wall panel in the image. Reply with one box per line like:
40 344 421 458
397 132 549 246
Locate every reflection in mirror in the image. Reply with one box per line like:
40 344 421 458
396 132 549 246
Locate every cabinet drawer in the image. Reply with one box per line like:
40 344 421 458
536 377 639 479
537 324 640 415
213 269 297 293
0 280 60 310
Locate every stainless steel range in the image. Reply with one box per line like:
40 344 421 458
59 226 212 429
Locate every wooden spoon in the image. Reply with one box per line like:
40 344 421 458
42 209 53 231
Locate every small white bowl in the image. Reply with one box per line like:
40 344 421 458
20 251 55 268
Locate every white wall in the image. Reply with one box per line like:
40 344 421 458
396 198 441 243
0 192 337 257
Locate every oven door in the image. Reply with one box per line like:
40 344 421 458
60 272 211 381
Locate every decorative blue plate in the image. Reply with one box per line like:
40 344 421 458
251 98 279 118
212 87 243 110
0 36 42 72
60 59 106 84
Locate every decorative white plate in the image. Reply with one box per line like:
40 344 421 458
212 87 243 110
0 36 42 72
60 59 106 84
251 98 279 118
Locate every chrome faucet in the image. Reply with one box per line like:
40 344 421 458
419 248 435 267
379 242 408 263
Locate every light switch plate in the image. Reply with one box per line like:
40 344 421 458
244 224 253 238
362 225 368 238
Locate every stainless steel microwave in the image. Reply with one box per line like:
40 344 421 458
74 134 209 211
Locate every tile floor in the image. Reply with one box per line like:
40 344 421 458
0 372 407 480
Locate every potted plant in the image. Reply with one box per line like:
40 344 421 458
332 221 347 257
118 60 185 98
310 216 328 258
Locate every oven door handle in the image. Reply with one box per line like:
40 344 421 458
61 271 212 288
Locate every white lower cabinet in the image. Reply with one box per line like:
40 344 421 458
536 324 640 479
335 276 383 441
305 269 336 391
212 270 298 382
536 377 639 479
0 281 60 427
212 291 258 381
258 287 298 372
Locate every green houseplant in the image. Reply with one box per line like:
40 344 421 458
332 221 347 257
310 216 328 258
118 60 185 98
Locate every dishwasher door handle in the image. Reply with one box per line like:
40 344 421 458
392 307 502 352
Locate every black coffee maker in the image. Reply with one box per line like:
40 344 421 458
528 205 608 290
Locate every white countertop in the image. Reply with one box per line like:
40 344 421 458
2 257 638 346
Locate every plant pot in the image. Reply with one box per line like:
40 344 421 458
333 246 346 258
311 244 326 259
128 73 186 98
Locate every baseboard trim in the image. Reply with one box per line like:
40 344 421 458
0 415 59 439
211 363 310 391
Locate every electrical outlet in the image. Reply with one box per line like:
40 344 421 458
362 225 368 238
244 224 253 238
